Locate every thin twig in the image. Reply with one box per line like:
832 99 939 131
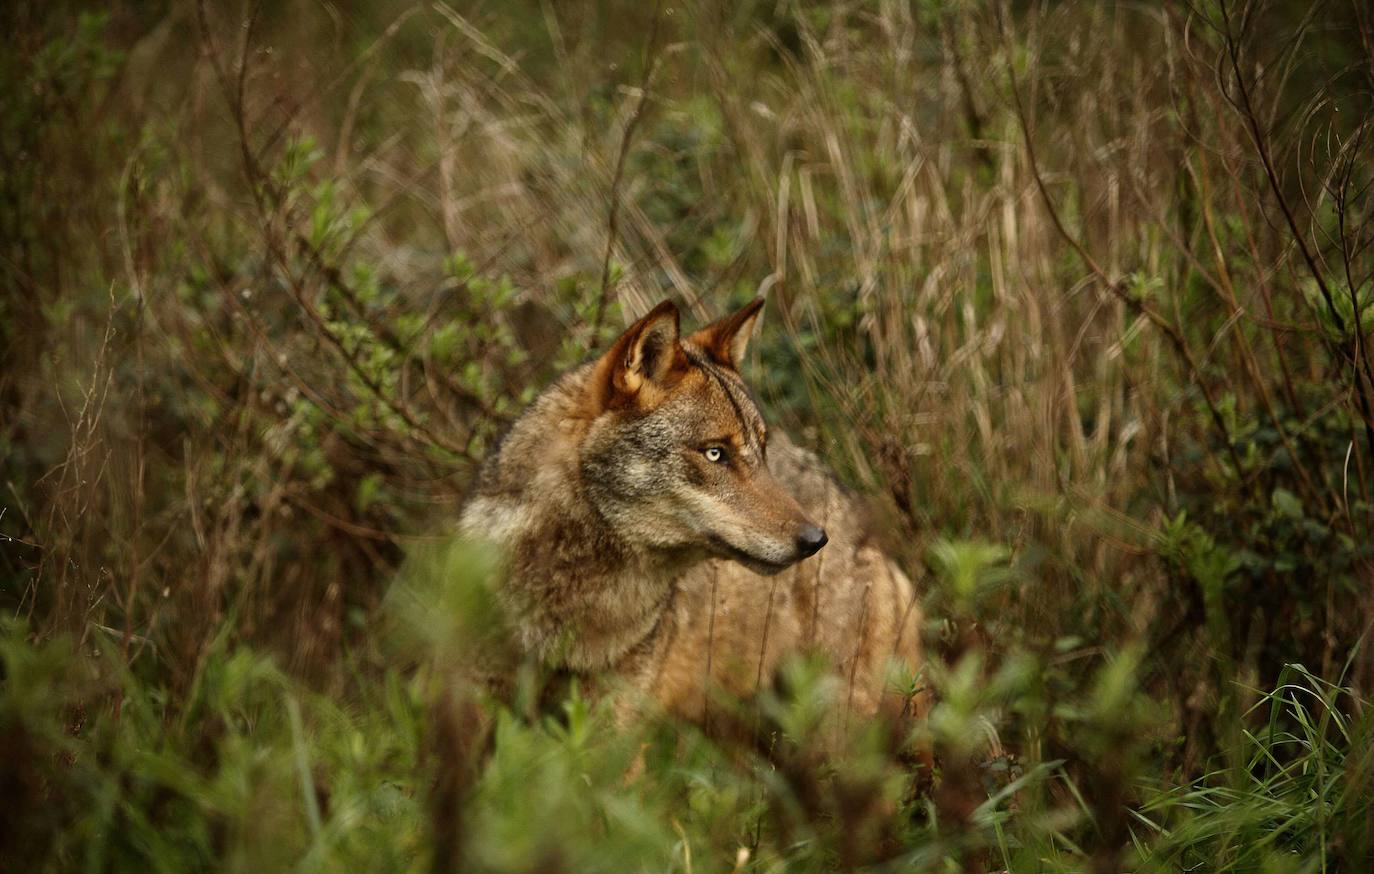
591 0 665 343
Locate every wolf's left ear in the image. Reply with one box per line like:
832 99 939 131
597 299 685 406
688 297 765 370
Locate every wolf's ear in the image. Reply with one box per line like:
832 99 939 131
596 299 684 406
688 297 765 370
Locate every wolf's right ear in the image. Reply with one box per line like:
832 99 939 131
687 297 764 370
593 300 685 409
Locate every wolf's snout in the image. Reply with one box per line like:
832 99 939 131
795 524 828 557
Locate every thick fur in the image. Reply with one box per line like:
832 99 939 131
459 299 927 735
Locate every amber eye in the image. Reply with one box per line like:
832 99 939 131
702 446 727 464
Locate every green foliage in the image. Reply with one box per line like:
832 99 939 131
0 620 427 871
1138 664 1374 870
927 539 1013 615
1303 277 1373 343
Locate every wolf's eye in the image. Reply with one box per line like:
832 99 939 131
702 446 727 464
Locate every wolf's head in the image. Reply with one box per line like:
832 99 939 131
579 298 826 575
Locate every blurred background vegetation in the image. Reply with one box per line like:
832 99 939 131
2 0 1373 870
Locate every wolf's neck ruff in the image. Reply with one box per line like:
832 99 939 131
459 361 692 671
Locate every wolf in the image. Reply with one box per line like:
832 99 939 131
459 298 927 740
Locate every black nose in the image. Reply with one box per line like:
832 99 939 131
796 524 828 557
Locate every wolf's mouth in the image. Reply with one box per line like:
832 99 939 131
708 536 794 576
